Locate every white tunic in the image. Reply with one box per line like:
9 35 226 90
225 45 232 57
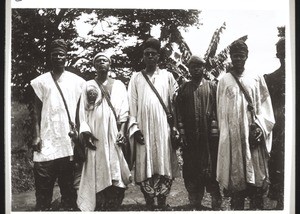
216 71 275 191
30 71 85 162
127 69 181 183
77 79 131 211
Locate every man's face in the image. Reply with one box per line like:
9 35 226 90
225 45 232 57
51 50 66 68
276 47 285 61
143 47 159 66
189 62 205 79
94 56 110 74
230 52 248 70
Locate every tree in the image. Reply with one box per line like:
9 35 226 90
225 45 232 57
11 9 202 104
70 9 202 84
11 8 202 150
11 9 81 103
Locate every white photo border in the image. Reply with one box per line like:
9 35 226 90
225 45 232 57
6 0 295 213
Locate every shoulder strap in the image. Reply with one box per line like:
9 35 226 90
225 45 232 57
50 72 75 128
230 72 256 119
141 71 171 116
230 72 254 108
94 78 118 122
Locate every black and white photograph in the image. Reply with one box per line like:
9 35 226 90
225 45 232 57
6 0 294 213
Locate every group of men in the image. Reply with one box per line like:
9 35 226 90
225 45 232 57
29 36 285 211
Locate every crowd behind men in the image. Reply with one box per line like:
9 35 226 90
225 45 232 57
29 36 285 211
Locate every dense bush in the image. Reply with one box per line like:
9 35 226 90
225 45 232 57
11 101 35 193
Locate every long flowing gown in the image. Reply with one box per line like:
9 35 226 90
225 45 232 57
127 69 180 183
77 79 131 211
216 72 275 192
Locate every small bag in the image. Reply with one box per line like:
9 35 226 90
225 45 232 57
69 124 86 163
209 113 219 138
206 84 219 139
249 123 263 149
167 113 174 127
230 72 263 149
167 113 181 150
170 127 181 150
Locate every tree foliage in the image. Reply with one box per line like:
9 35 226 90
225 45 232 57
12 9 81 103
11 8 201 104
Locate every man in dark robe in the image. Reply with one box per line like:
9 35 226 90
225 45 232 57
176 55 221 210
264 38 285 210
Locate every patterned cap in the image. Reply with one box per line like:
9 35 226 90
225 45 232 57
188 55 206 66
143 37 161 52
229 40 248 55
50 39 67 53
93 52 111 65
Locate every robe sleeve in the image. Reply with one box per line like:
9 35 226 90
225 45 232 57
78 83 92 134
168 72 179 108
30 75 45 102
216 77 231 190
216 78 225 128
168 72 179 126
208 81 218 117
175 81 188 128
127 73 139 138
254 75 275 154
116 81 129 123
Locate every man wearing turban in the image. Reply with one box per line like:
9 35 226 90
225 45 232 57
127 37 181 210
76 52 131 211
216 40 275 210
30 39 86 211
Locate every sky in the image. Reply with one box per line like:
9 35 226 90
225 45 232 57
76 9 287 75
9 0 289 75
180 10 287 74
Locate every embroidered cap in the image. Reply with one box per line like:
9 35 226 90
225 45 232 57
50 39 68 53
229 40 248 55
143 37 161 53
93 52 111 65
187 55 206 66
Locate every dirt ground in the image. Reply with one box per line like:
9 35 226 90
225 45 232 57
11 171 278 212
10 102 279 212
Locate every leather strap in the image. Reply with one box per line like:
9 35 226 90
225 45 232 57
50 72 75 128
94 78 118 122
230 72 256 120
141 70 171 118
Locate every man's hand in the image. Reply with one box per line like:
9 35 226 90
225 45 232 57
116 131 125 146
171 127 181 149
31 137 42 152
179 133 187 148
254 126 263 141
172 127 180 140
68 129 78 141
81 132 97 150
134 130 144 145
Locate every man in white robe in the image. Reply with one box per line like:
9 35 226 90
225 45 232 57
76 53 131 211
128 38 180 210
30 39 85 211
216 40 275 210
